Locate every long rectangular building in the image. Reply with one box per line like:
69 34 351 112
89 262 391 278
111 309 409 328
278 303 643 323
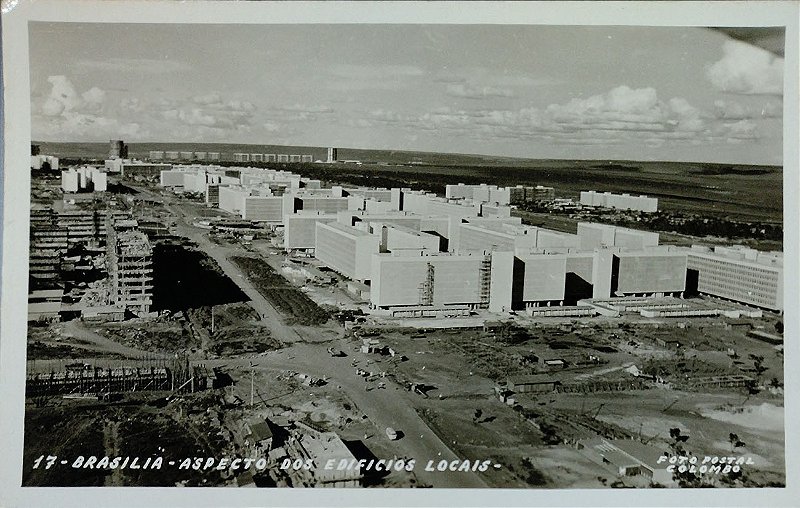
314 222 380 282
577 222 659 250
686 245 783 311
370 252 492 310
580 191 658 213
284 213 338 251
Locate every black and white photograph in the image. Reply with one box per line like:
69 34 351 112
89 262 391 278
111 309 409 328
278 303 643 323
1 1 798 507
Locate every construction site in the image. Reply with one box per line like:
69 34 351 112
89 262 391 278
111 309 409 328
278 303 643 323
23 159 785 489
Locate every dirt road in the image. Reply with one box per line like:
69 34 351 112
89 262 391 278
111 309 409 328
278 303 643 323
213 339 489 488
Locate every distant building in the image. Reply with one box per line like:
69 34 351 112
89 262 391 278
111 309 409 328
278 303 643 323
165 151 180 160
289 154 302 163
301 154 313 163
686 245 783 311
91 169 108 192
277 154 290 163
119 161 173 179
149 150 165 160
180 151 193 160
326 147 338 163
580 191 658 213
208 152 221 161
61 170 79 193
251 153 264 162
194 151 207 160
32 155 59 170
509 185 555 204
577 222 659 250
109 139 128 159
233 153 251 163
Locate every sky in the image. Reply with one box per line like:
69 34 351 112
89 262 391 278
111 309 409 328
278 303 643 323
29 23 784 165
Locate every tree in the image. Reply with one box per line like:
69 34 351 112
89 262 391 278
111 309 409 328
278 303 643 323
729 433 739 453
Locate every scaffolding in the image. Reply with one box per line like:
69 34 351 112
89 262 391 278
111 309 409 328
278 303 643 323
479 255 492 309
418 262 434 306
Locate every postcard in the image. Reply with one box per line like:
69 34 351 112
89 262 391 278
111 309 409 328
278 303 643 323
1 1 798 506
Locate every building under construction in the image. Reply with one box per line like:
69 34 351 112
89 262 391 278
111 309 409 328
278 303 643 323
26 356 209 398
107 225 154 316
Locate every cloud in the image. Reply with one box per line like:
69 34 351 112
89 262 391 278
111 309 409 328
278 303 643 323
42 75 82 116
81 87 106 113
545 86 704 134
325 64 425 92
263 104 334 122
706 40 783 95
718 119 759 140
193 93 223 106
271 104 333 114
75 57 192 74
329 64 424 80
713 99 782 119
445 83 514 99
120 97 143 113
351 85 772 150
161 99 256 130
33 77 253 140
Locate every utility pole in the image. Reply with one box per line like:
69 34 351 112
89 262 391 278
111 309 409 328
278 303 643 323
249 361 255 407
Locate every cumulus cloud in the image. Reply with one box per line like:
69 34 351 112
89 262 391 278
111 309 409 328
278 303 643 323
706 40 783 95
42 75 83 116
352 85 773 150
546 86 704 134
445 83 514 99
35 75 144 139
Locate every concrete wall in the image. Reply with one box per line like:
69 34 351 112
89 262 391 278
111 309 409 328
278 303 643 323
300 196 350 214
242 196 284 221
383 225 440 252
518 254 567 302
615 251 687 295
489 251 514 312
160 170 185 187
219 186 248 214
369 254 485 308
284 213 338 250
315 222 380 281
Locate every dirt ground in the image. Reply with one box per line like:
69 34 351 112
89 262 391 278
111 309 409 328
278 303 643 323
360 318 785 488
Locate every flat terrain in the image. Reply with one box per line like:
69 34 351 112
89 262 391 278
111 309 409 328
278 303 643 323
36 141 782 222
